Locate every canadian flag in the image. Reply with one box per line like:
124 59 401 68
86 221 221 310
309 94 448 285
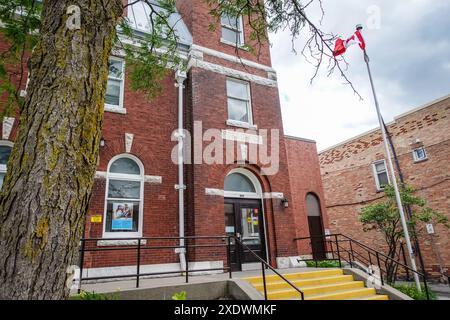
333 27 366 57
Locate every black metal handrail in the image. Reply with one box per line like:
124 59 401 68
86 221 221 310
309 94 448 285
78 235 304 300
294 233 430 300
78 235 233 293
232 236 305 300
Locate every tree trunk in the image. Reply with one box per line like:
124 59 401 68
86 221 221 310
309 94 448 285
0 0 123 299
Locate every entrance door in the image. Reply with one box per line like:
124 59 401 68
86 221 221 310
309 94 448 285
306 193 326 260
225 198 266 271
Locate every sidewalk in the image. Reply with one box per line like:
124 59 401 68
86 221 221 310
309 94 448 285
429 283 450 300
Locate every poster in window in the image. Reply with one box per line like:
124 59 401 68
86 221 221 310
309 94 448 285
111 202 133 230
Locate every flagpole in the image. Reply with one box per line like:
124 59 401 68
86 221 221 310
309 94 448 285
362 45 422 291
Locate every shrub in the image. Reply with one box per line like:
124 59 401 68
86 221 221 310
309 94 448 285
393 284 436 300
172 291 187 300
71 290 119 300
306 260 342 268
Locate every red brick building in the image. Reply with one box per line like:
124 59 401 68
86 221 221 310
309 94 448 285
319 95 450 278
0 1 328 278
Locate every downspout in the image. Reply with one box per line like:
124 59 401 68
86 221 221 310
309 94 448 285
175 69 187 272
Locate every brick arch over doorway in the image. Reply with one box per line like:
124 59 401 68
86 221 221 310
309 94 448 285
220 164 281 268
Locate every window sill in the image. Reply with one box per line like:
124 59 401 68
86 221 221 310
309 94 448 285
226 119 257 131
97 239 147 246
414 158 428 164
105 105 127 114
220 38 248 51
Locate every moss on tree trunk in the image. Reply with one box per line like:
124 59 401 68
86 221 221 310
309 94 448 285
0 0 123 299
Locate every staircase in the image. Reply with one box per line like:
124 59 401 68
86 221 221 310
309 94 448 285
244 269 389 300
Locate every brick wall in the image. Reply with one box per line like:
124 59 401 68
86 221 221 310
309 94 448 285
319 95 450 277
176 0 272 66
285 137 330 254
0 2 328 273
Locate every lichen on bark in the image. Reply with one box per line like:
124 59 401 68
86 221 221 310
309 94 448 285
0 0 124 300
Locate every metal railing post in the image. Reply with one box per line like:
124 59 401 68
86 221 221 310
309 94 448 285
335 235 342 268
78 238 86 294
136 238 141 288
261 261 268 300
400 242 410 281
185 238 189 283
376 252 384 286
349 240 355 264
227 236 232 279
423 274 430 300
330 240 334 260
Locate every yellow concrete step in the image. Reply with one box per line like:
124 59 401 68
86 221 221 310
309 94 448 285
245 269 344 284
266 281 365 300
306 288 377 300
252 275 354 291
358 295 389 300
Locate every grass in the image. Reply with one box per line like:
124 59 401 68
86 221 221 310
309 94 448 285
305 260 342 268
70 290 120 300
393 284 436 300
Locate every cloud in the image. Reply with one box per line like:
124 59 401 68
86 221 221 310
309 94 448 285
270 0 450 151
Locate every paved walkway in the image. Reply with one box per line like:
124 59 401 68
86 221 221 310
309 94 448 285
72 267 313 295
429 283 450 300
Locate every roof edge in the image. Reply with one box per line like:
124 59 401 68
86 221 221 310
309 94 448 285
318 93 450 154
285 135 317 144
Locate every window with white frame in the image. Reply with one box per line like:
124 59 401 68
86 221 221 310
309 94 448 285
373 160 389 190
221 13 244 45
0 143 13 189
105 58 125 109
226 78 252 124
413 147 427 162
127 0 152 33
104 155 144 237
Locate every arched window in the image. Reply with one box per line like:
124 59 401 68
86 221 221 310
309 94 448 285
0 142 13 189
223 168 263 200
306 193 321 217
224 173 256 193
104 155 144 237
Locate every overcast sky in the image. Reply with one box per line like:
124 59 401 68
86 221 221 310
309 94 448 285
269 0 450 151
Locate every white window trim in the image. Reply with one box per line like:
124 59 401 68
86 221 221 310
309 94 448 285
221 15 244 46
372 159 390 191
0 141 13 189
412 147 428 163
223 168 262 199
226 78 253 126
103 154 144 239
105 57 126 113
127 0 152 34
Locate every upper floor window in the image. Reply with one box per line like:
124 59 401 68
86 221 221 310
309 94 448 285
105 58 125 110
104 155 144 237
226 78 252 125
372 160 389 191
413 147 427 162
127 0 152 33
221 13 244 45
0 143 12 189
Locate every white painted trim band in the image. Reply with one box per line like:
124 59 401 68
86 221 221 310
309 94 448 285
205 188 225 196
191 44 276 73
221 130 263 145
95 171 162 185
188 59 277 87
